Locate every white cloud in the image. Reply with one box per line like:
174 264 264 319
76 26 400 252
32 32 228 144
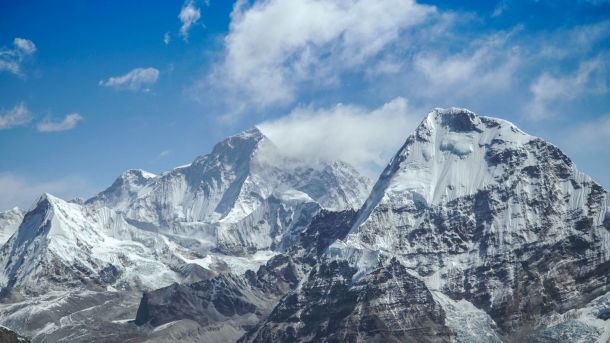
0 37 37 76
163 32 171 45
0 103 31 130
37 113 83 132
492 1 508 17
179 0 201 41
13 38 36 55
209 0 436 112
257 97 418 176
0 173 94 211
526 58 605 120
409 29 520 103
414 49 516 96
99 67 160 91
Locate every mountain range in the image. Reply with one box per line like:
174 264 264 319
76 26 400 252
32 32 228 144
0 108 608 342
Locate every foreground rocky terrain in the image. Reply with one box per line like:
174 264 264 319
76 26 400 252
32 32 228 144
0 109 608 342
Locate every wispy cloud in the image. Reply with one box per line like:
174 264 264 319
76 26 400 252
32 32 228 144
526 58 605 120
492 1 508 17
0 103 31 130
0 172 94 211
258 97 417 176
179 0 201 41
99 67 159 91
411 32 519 99
0 37 37 77
163 32 171 45
37 113 83 132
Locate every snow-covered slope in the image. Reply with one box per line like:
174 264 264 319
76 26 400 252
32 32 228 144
0 208 23 246
87 128 371 255
0 127 371 298
0 194 184 296
332 108 609 268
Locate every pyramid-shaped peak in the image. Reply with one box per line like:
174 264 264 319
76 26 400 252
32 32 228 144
219 127 266 146
194 127 269 165
36 193 62 207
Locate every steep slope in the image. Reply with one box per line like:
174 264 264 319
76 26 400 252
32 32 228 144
87 128 371 257
131 209 358 342
134 254 304 343
0 208 23 246
0 326 30 343
242 258 454 343
246 108 610 342
0 193 185 296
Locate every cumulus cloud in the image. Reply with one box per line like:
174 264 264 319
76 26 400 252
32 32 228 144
0 37 37 77
257 97 418 176
0 103 31 130
179 0 201 41
37 113 83 132
0 172 94 211
99 67 159 91
208 0 436 112
526 58 605 120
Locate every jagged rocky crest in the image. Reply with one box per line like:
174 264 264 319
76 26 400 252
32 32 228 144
0 109 609 342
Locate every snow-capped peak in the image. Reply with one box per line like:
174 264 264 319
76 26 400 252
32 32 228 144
331 108 608 278
353 108 535 230
191 127 265 166
1 191 183 295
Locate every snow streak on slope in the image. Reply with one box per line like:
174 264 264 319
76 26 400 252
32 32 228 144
332 108 610 264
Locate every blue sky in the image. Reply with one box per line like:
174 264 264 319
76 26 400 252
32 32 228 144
0 0 609 210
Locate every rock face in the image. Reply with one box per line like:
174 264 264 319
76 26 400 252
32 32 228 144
0 326 29 343
132 209 353 342
242 258 453 343
134 254 305 342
